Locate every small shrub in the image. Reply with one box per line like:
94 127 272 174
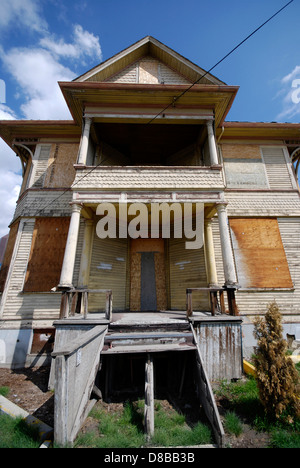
253 301 300 421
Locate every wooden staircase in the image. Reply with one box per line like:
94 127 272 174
102 324 196 355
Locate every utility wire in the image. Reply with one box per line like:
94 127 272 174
24 0 294 217
147 0 294 123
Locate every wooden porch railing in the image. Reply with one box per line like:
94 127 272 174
186 286 238 317
59 288 113 321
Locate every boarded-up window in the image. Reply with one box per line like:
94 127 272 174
23 217 70 292
229 218 293 288
0 221 19 292
222 144 268 189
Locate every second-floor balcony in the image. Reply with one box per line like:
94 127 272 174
74 119 223 191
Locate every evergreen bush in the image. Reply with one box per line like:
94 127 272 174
253 301 300 421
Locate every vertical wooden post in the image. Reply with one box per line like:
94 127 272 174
219 290 225 314
227 288 238 316
144 353 154 440
54 355 68 446
186 289 193 317
210 291 216 316
83 291 88 319
105 291 112 321
59 291 70 319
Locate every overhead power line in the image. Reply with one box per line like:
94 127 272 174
148 0 294 123
24 0 294 216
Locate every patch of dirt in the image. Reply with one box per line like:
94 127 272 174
0 366 271 447
0 366 54 427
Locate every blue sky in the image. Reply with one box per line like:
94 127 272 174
0 0 299 236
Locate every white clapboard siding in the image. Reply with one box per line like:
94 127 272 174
261 147 293 190
105 58 191 85
2 219 61 321
169 237 208 310
159 63 190 84
105 62 138 83
88 236 128 312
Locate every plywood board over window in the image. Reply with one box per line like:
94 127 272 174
23 217 70 292
229 218 293 289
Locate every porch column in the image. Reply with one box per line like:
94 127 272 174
216 203 236 286
78 219 94 287
206 120 219 166
204 218 218 287
77 117 92 165
58 202 83 288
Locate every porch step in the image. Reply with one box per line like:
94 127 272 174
102 330 196 354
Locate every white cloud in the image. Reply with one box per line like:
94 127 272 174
0 136 22 237
0 0 47 34
0 5 103 236
0 104 16 121
40 24 102 63
1 48 75 120
1 23 102 120
276 66 300 122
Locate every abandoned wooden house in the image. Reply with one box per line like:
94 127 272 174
1 36 300 445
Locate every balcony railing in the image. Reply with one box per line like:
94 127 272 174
59 288 113 321
73 165 224 191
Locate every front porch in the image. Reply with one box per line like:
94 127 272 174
57 196 239 314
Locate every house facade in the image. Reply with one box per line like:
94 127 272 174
0 36 300 369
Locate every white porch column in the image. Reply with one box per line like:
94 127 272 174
216 203 237 286
206 120 219 166
58 202 83 288
78 219 94 287
204 218 218 287
77 117 92 165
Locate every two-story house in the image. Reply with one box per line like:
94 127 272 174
0 36 300 386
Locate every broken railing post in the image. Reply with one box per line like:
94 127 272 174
226 287 239 316
59 287 73 319
105 291 113 321
186 289 193 317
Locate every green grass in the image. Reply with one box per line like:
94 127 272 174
0 386 10 397
224 411 243 436
0 413 41 448
216 375 300 448
75 399 212 448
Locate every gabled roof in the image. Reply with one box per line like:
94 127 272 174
74 36 225 86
